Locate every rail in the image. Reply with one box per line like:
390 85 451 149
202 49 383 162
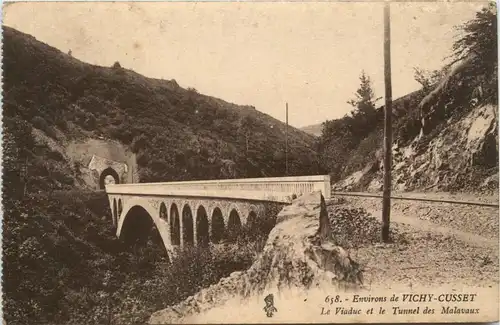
331 191 499 208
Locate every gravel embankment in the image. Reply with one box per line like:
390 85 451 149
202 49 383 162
327 196 499 288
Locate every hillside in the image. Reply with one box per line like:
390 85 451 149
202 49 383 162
0 25 322 325
319 4 498 193
2 26 321 195
330 57 498 193
300 123 322 137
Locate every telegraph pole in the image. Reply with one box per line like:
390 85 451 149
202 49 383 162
285 102 289 176
382 1 393 242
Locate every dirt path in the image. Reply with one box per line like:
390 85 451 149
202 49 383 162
362 206 498 250
335 193 499 242
328 194 499 288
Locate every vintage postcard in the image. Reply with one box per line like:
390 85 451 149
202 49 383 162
1 1 498 324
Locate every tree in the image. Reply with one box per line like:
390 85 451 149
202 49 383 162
449 3 497 102
346 71 381 138
413 67 449 92
450 3 497 67
238 115 256 155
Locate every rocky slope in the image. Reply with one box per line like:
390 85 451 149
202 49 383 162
148 192 363 324
333 48 498 193
334 102 498 193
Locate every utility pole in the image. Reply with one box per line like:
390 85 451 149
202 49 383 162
285 102 289 176
382 1 393 242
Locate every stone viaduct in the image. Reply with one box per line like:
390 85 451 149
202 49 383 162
105 175 331 258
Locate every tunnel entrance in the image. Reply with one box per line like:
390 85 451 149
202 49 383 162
99 167 120 189
196 206 209 247
170 204 180 246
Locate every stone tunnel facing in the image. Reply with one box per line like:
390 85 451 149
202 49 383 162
100 167 120 190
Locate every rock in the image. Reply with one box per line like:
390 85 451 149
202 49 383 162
148 192 362 324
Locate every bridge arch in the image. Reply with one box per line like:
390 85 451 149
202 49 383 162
99 167 120 189
211 207 225 244
196 205 209 247
227 209 242 242
246 210 257 231
170 203 180 246
116 197 174 261
182 205 194 246
118 205 169 261
159 202 168 221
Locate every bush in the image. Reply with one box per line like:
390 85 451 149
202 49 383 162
3 189 273 325
31 116 58 139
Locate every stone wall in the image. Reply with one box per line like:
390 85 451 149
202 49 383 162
88 155 129 189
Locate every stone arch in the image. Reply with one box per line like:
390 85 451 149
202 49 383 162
196 205 209 247
159 202 168 221
99 167 120 189
227 209 242 242
245 210 260 240
119 205 169 261
170 203 180 246
182 204 194 246
211 207 225 244
227 203 243 222
112 199 118 226
247 210 257 229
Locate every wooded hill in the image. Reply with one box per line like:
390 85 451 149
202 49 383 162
2 26 322 197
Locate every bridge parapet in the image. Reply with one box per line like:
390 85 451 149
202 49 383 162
105 175 331 200
106 188 296 203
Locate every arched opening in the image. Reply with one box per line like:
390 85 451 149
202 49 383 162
118 199 123 217
182 205 194 246
227 209 242 242
170 203 180 246
245 210 258 239
196 206 209 247
211 207 225 244
119 205 169 263
112 199 118 226
99 167 120 189
159 202 168 221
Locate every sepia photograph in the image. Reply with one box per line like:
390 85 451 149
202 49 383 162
1 1 498 324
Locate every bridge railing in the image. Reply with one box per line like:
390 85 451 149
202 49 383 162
105 175 331 199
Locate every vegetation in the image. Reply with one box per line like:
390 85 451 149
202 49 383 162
317 71 385 180
2 189 270 325
2 4 497 324
317 3 498 183
1 26 297 325
2 26 323 190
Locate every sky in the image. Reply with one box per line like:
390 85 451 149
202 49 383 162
2 1 487 128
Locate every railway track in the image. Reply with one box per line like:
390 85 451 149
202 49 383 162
330 191 499 208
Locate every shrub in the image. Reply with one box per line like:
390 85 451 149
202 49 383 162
31 116 58 139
